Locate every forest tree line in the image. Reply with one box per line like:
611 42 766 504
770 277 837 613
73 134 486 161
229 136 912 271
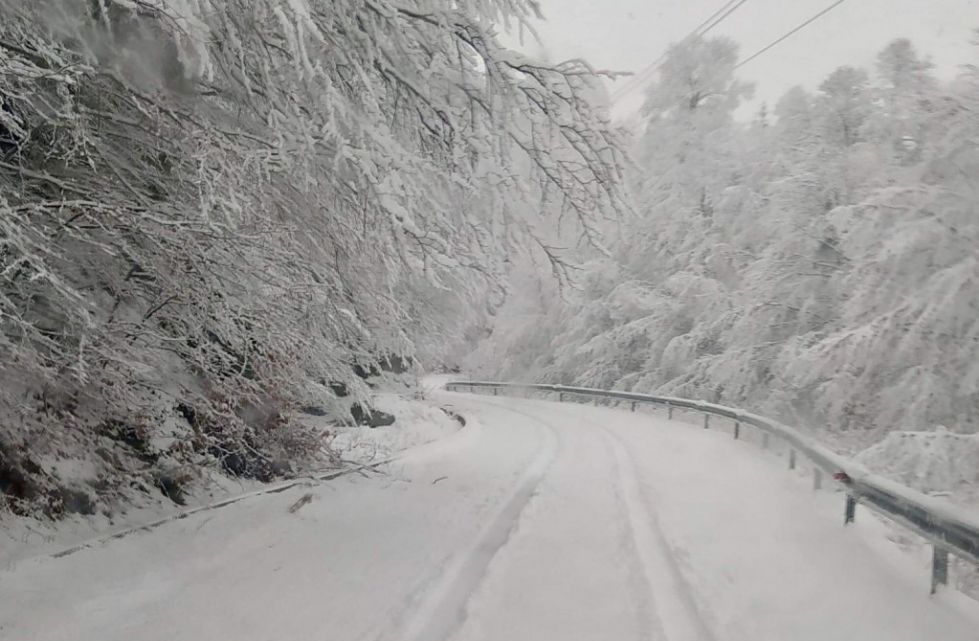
474 34 979 445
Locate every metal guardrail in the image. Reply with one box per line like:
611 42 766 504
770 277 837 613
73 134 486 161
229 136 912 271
445 380 979 594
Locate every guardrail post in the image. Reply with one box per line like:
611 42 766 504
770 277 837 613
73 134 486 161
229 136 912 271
733 421 740 439
492 387 498 396
762 432 770 449
559 392 565 402
813 468 822 490
931 547 949 594
844 495 857 525
789 449 797 470
703 414 710 429
667 403 673 420
631 401 637 412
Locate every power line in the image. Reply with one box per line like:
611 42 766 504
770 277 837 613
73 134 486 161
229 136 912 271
618 0 750 96
609 50 672 101
609 58 662 102
699 0 752 38
610 0 741 101
735 0 850 69
611 0 752 103
690 0 743 39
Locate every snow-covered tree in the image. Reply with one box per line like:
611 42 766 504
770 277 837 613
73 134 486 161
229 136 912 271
475 34 979 445
863 39 939 166
0 0 629 514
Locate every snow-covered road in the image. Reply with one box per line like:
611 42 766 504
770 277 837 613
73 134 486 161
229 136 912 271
2 391 978 641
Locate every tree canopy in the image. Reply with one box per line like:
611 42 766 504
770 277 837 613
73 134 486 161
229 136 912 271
0 0 628 514
474 34 979 444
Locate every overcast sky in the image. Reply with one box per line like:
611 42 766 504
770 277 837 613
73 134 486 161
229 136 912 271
512 0 979 119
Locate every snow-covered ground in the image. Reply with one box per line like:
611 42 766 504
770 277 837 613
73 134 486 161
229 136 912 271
0 391 461 569
1 391 978 640
326 392 464 464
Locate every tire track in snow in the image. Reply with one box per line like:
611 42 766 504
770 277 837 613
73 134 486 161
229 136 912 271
459 399 668 641
596 427 667 641
600 424 718 641
539 396 714 641
372 398 560 641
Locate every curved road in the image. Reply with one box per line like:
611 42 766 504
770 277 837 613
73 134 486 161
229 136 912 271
2 391 978 640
